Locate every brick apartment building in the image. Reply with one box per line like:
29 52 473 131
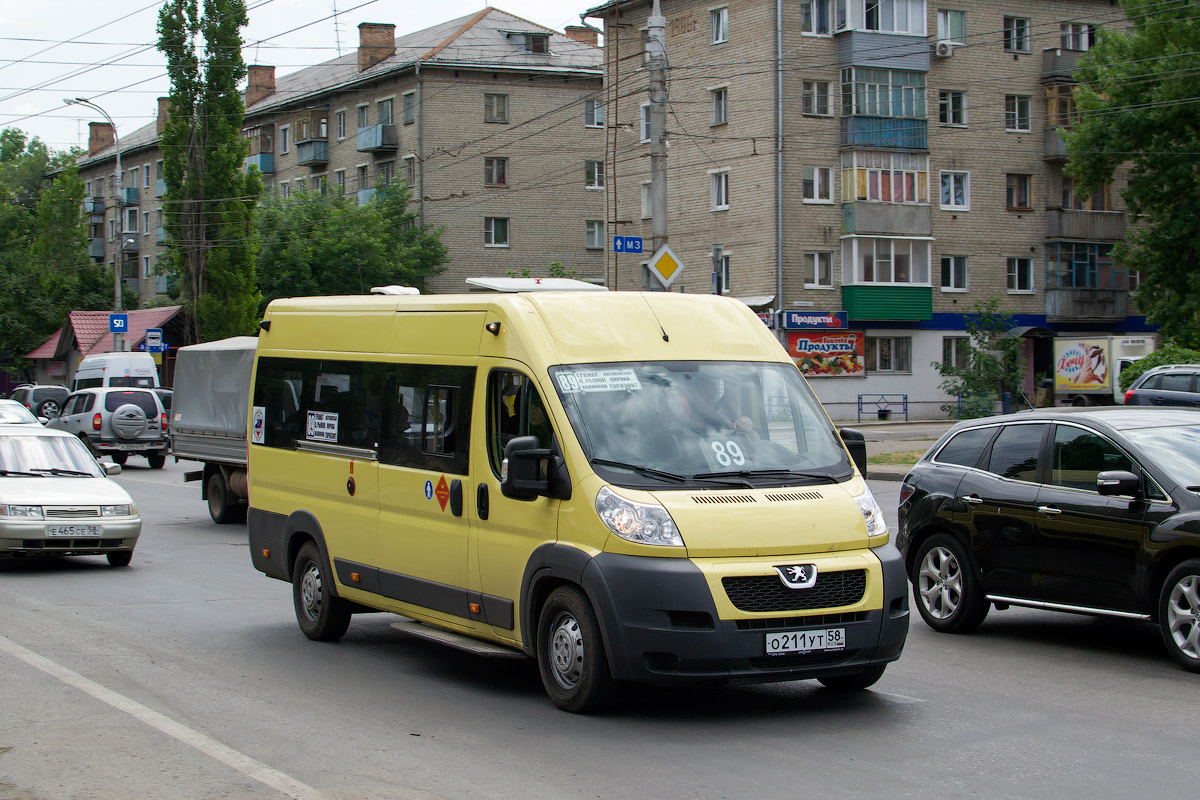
585 0 1152 419
241 9 607 293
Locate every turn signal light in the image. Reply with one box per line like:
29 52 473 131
351 572 361 582
92 413 102 431
1124 389 1135 404
469 602 482 614
261 548 270 558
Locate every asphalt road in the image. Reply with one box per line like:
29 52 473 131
1 460 1198 799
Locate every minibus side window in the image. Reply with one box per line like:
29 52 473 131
377 365 474 475
487 370 554 478
252 356 312 448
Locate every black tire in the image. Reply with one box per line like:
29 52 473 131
536 585 617 713
292 541 352 642
206 471 245 524
911 533 989 633
1159 559 1200 673
1071 395 1089 407
107 550 133 567
818 662 887 690
146 452 166 469
37 399 61 417
111 452 128 466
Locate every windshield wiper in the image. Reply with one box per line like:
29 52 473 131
31 468 94 477
590 458 687 483
693 468 838 484
0 469 40 477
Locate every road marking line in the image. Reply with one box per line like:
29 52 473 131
0 634 323 800
873 689 926 704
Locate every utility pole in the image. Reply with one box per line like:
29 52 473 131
646 0 668 263
65 97 124 352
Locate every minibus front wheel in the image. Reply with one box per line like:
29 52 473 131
536 586 617 713
292 541 352 642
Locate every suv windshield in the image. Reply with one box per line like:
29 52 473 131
551 361 851 487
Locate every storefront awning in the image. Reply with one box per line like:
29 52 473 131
735 295 775 308
1006 325 1055 338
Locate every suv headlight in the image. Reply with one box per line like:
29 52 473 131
596 487 683 547
0 505 43 518
854 487 888 538
101 504 136 517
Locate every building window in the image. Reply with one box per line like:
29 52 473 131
641 181 652 219
840 68 925 118
484 157 508 187
295 177 306 193
357 105 369 128
357 165 369 192
377 161 395 185
124 208 138 233
841 151 929 204
586 220 604 249
143 211 150 234
802 80 831 116
1046 241 1118 289
142 256 152 278
803 166 833 203
865 336 912 373
851 0 925 34
485 217 510 247
523 33 549 53
279 182 290 200
335 170 345 195
1005 95 1031 131
1063 178 1111 211
143 165 151 188
842 237 931 284
716 252 731 294
156 160 164 180
938 90 966 125
640 103 651 143
376 98 393 125
939 171 970 210
940 255 968 290
943 336 970 369
1006 174 1032 209
805 251 834 287
802 0 832 34
711 7 728 44
710 170 729 210
484 93 509 123
1061 22 1097 51
279 126 289 154
936 9 965 44
86 180 92 196
156 209 163 226
403 156 415 187
710 87 728 126
402 92 415 125
585 98 604 128
1007 257 1033 292
1003 16 1030 52
1128 270 1142 292
585 160 605 189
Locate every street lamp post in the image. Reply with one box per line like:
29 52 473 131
65 97 124 351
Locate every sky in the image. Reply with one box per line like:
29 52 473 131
2 0 602 154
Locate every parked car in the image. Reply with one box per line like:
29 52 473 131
0 399 45 427
1123 364 1200 407
898 407 1200 673
48 388 169 468
0 426 140 566
9 384 70 418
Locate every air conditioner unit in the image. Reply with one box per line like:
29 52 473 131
933 40 955 58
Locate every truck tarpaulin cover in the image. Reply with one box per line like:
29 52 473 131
1055 338 1111 391
171 337 258 436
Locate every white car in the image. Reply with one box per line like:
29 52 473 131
0 427 141 566
0 399 45 427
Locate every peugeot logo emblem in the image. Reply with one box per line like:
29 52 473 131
775 564 818 589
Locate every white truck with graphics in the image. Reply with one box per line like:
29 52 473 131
1054 335 1157 406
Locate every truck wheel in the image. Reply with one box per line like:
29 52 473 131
292 541 352 641
206 471 246 524
536 586 617 713
1071 395 1090 407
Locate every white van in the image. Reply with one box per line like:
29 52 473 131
72 352 161 391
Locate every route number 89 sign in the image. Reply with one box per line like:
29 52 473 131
701 438 746 470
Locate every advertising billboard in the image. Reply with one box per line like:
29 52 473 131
1054 338 1112 392
787 331 865 377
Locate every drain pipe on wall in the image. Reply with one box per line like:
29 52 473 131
775 0 784 326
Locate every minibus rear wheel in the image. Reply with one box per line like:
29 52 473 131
292 541 352 641
536 586 617 714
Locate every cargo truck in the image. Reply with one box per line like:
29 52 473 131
1054 335 1157 406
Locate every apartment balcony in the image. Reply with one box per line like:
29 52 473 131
357 187 377 205
296 140 329 166
842 202 930 236
1046 209 1126 240
356 124 397 152
155 179 166 198
841 285 932 321
156 226 167 245
1042 48 1083 82
89 237 106 258
1046 289 1128 322
836 31 930 71
83 197 105 214
1044 128 1068 161
244 153 274 174
123 186 140 204
120 234 139 253
840 117 927 150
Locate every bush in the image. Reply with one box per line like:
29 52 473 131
1118 344 1200 390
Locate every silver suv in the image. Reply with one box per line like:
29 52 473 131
49 388 169 468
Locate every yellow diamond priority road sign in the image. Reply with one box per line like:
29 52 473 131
646 245 684 289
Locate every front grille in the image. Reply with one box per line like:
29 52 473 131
722 570 867 613
748 649 857 670
23 539 122 549
44 507 100 519
735 611 868 631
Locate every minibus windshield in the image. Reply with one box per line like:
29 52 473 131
550 361 852 488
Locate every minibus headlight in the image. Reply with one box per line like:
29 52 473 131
854 488 888 538
596 487 683 548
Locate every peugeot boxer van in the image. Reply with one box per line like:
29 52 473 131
72 352 160 391
246 284 909 712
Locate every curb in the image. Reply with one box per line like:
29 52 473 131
866 468 912 482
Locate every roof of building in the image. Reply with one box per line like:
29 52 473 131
26 307 185 361
246 7 603 115
75 118 162 170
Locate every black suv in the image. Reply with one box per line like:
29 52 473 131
1123 364 1200 407
9 384 70 418
898 407 1200 673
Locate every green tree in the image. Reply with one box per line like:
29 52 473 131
507 261 579 279
255 180 448 307
158 0 261 342
933 297 1027 418
1064 0 1200 346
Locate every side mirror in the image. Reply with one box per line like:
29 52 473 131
104 462 122 476
1097 470 1140 497
501 435 571 501
838 427 868 476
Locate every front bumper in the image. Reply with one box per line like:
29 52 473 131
582 543 910 685
0 517 141 556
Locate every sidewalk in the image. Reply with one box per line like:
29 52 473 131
845 419 957 481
